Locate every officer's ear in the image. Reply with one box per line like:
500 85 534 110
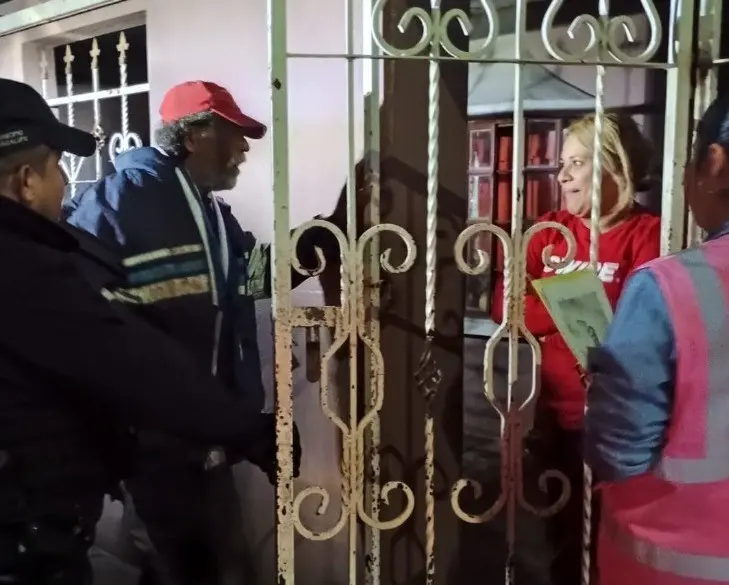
15 163 43 206
0 147 48 206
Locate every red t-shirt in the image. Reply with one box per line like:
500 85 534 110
492 207 661 429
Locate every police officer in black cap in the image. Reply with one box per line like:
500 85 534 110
0 79 287 584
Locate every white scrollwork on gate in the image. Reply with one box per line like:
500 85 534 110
541 0 662 63
451 221 576 527
108 131 142 164
371 0 499 59
286 219 418 543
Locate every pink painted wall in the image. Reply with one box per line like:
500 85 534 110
145 0 365 242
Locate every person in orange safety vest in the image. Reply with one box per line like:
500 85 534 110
584 95 729 585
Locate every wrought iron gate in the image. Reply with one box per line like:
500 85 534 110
267 0 724 584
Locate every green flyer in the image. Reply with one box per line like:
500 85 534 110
531 270 613 367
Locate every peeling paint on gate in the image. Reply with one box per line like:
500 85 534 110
266 0 722 583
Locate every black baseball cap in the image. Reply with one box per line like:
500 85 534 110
0 78 96 158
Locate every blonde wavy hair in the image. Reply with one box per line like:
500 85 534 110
565 113 654 213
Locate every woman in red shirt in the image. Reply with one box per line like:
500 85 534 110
491 112 661 584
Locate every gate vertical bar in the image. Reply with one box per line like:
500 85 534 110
268 0 296 583
89 39 103 183
661 0 697 256
116 33 131 146
344 0 360 582
376 0 469 581
108 33 142 165
581 2 610 582
63 45 77 199
40 50 49 99
506 1 526 583
362 0 382 580
588 1 606 272
702 0 723 104
418 3 443 584
362 96 382 585
704 0 724 93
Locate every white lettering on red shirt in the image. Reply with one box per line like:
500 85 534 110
542 255 621 284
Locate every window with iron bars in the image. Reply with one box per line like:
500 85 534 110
44 24 150 202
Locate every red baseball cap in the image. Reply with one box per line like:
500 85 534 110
159 81 267 139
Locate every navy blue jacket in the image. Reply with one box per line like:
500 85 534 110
0 196 274 523
64 148 336 461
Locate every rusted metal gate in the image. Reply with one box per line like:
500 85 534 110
268 0 724 584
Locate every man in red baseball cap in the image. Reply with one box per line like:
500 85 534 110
160 81 267 138
64 80 339 585
156 80 267 192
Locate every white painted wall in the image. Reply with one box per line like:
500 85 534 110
0 0 40 18
146 1 364 237
0 24 34 80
